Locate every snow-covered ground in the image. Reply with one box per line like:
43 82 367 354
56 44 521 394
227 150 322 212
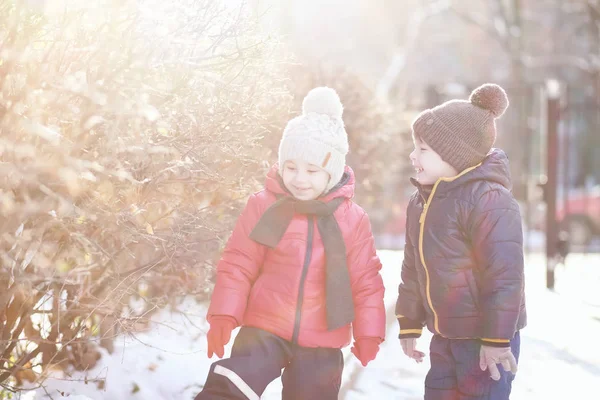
20 250 600 399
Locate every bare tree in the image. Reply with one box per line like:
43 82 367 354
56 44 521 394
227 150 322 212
376 0 452 103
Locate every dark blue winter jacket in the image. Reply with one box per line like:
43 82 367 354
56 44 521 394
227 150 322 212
396 149 527 347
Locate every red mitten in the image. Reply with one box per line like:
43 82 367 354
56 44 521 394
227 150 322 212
207 316 237 358
350 337 381 367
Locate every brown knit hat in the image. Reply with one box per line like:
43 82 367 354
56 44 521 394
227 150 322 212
412 83 509 172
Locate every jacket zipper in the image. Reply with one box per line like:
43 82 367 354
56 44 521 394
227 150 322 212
418 187 441 335
291 216 314 344
417 163 482 337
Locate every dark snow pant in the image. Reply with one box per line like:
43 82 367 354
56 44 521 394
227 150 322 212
195 326 344 400
425 332 521 400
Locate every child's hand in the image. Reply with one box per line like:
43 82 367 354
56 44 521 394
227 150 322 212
206 317 236 358
350 337 381 367
479 345 518 380
400 338 425 363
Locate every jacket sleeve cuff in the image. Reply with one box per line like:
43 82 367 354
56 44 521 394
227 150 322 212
397 315 423 339
354 336 384 345
207 288 247 325
480 338 511 348
207 314 239 327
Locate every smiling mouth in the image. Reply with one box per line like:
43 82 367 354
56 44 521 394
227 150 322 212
415 167 424 174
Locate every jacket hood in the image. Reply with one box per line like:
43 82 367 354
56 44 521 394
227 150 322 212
454 148 512 190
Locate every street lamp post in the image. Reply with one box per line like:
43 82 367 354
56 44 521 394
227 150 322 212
544 79 561 290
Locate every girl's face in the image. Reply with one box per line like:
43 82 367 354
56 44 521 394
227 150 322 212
281 159 330 200
409 136 458 185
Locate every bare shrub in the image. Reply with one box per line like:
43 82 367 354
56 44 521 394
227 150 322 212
0 0 291 391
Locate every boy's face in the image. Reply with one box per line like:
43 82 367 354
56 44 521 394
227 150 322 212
410 136 458 185
281 159 330 200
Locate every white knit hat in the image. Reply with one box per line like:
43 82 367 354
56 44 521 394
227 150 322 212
278 87 349 192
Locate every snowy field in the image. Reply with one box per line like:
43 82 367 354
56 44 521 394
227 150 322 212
19 250 600 399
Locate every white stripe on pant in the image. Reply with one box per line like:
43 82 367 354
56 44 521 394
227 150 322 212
213 365 260 400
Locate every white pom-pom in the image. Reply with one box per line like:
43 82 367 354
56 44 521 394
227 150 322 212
302 87 343 118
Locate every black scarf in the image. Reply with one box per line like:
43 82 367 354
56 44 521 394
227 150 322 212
249 195 355 331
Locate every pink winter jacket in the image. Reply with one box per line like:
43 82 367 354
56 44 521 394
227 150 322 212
207 165 386 348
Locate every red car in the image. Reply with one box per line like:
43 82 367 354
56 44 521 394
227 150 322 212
557 187 600 246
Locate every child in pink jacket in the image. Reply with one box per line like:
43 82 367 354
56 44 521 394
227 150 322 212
195 87 385 400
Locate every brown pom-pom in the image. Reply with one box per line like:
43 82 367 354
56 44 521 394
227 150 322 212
469 83 509 118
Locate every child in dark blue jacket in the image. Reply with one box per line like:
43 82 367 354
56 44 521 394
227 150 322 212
396 83 527 400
